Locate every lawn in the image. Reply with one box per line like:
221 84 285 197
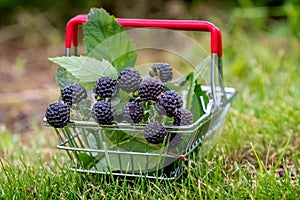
0 3 299 200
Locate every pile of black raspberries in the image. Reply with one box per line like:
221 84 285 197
45 63 193 144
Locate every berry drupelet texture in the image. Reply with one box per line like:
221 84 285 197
117 68 142 92
138 78 165 101
150 62 173 82
144 122 168 144
155 90 183 117
173 108 193 126
92 100 115 125
94 77 117 98
61 83 87 105
45 102 70 128
122 101 144 124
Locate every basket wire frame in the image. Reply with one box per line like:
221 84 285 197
47 17 237 180
48 84 236 180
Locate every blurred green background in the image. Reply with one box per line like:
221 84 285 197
1 0 299 26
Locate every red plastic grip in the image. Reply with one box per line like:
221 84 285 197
65 14 222 57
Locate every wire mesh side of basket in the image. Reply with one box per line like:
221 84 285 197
53 120 210 179
51 87 236 180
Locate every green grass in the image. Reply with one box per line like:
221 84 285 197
1 5 300 199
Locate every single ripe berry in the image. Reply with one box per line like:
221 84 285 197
45 102 70 128
117 68 142 92
138 78 165 101
92 100 114 125
123 101 144 124
61 84 87 105
155 90 183 117
94 77 117 98
150 62 173 82
144 122 167 144
173 108 193 126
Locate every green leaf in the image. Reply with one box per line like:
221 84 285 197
185 56 210 120
90 134 163 172
55 66 79 89
185 73 194 111
186 56 210 111
77 153 96 169
49 56 118 90
72 100 92 121
83 8 137 72
79 128 165 172
111 89 131 117
104 130 129 145
191 83 209 121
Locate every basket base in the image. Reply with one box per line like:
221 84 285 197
69 159 184 180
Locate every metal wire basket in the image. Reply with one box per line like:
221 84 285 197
45 15 236 180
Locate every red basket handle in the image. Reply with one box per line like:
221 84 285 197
65 14 223 57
